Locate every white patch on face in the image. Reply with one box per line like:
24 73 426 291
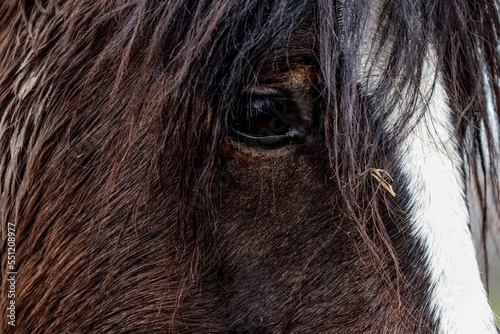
358 9 497 333
395 57 497 333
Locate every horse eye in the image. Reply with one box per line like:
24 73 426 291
230 92 304 148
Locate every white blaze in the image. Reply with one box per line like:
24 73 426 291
395 57 497 333
357 7 497 332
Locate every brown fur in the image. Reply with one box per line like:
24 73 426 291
0 1 498 333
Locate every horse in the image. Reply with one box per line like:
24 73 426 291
1 0 499 333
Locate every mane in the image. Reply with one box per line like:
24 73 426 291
0 0 499 331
